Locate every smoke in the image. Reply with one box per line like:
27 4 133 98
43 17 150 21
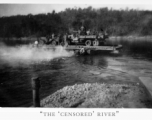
0 43 74 66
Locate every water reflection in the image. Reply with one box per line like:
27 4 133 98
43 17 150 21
76 55 108 68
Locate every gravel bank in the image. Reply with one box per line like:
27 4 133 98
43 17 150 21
41 83 152 108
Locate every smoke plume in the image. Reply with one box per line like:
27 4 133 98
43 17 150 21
0 43 74 66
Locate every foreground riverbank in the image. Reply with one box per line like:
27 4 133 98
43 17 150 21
41 82 152 108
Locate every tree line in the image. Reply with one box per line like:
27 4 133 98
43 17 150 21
0 6 152 38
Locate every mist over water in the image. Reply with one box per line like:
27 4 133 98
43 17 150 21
0 43 74 66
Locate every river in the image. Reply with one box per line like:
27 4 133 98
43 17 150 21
0 46 152 107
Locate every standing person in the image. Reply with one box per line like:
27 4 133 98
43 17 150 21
80 26 86 35
98 28 108 45
52 33 55 39
86 29 91 35
98 28 105 39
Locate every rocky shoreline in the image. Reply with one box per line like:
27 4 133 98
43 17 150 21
41 83 152 108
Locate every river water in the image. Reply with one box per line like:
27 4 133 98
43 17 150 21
0 46 152 107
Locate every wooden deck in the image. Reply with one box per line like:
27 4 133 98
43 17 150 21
39 44 122 52
66 45 115 51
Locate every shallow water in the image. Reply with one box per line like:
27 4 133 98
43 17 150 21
0 51 152 107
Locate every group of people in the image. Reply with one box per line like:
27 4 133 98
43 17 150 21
34 26 108 46
78 26 106 37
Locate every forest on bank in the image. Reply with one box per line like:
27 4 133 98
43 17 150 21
1 6 152 38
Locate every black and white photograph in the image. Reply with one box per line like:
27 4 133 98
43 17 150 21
0 0 152 114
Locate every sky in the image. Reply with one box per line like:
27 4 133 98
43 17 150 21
0 0 152 17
